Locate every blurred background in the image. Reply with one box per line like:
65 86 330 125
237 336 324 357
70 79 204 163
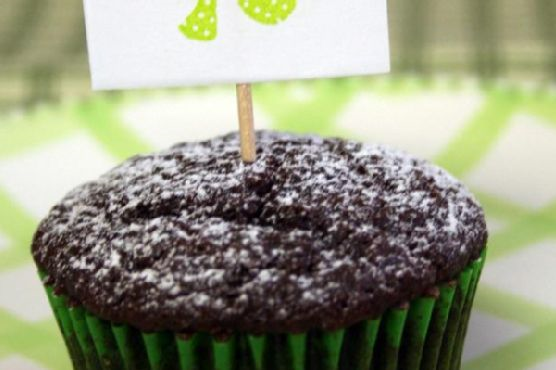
1 0 556 108
1 1 556 369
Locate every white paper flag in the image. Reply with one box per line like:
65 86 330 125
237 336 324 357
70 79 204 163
83 0 390 90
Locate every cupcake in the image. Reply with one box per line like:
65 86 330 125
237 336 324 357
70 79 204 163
32 131 487 370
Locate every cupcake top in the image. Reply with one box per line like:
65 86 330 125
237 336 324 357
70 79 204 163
33 131 487 334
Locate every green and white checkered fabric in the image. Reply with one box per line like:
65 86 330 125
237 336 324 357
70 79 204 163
0 78 555 370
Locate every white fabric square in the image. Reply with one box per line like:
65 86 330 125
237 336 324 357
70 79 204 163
0 356 47 370
463 310 528 361
481 240 556 309
121 92 271 149
466 115 556 209
0 264 52 322
0 134 115 219
337 90 483 159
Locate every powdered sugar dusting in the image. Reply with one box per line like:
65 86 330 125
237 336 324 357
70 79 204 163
32 131 487 333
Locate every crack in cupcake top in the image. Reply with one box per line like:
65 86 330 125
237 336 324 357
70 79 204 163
32 131 487 334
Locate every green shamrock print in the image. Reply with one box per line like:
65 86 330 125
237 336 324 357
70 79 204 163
179 0 297 41
240 0 297 25
179 0 218 41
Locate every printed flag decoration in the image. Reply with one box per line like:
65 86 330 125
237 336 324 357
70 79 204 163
83 0 390 90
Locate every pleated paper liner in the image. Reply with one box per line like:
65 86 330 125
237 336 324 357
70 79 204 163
39 249 486 370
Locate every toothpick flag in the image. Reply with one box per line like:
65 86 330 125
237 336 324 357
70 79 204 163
83 0 390 90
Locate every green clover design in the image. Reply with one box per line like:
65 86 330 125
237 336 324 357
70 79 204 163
179 0 297 41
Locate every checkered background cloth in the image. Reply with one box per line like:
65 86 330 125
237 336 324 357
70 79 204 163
1 1 556 370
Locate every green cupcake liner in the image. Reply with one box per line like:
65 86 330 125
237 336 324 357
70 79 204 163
39 249 486 370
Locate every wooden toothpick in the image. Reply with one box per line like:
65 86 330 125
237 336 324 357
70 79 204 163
236 83 256 163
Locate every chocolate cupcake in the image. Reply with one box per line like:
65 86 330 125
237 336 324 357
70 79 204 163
33 131 487 370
